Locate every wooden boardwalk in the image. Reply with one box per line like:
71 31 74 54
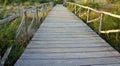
15 5 120 66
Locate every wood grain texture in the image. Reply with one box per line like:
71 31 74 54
15 5 120 66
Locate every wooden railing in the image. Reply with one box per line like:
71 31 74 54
64 2 120 34
0 2 53 66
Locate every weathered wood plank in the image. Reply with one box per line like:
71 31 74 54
32 37 103 41
15 57 120 66
28 44 109 49
19 51 120 59
94 64 120 66
29 40 106 44
24 47 114 53
34 34 99 38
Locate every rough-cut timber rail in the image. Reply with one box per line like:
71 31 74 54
15 5 120 66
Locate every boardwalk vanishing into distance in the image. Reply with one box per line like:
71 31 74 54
15 5 120 66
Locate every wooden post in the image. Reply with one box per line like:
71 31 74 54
24 11 27 33
23 10 29 41
0 56 1 66
46 3 48 12
79 7 82 17
87 9 90 23
35 7 39 26
45 4 47 15
75 5 77 14
99 13 104 34
41 4 44 16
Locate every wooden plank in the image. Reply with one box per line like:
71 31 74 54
20 51 120 59
32 37 102 41
38 28 93 31
34 32 97 35
94 64 120 66
34 34 99 37
29 41 108 45
24 47 114 53
28 43 110 48
15 57 120 66
32 37 103 41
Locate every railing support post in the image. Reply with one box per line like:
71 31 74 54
0 56 1 66
35 7 39 26
44 4 47 15
79 7 82 17
23 10 29 42
75 5 77 14
87 9 90 23
99 13 104 34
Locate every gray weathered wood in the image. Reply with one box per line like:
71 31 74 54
0 56 2 66
1 46 12 66
15 5 120 66
15 57 120 66
87 9 90 23
99 13 104 34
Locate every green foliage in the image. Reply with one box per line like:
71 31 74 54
37 0 50 3
0 17 21 56
106 0 116 3
113 3 120 15
0 0 53 5
56 0 64 4
66 0 74 2
80 2 99 9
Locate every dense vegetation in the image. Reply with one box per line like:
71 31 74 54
67 0 120 52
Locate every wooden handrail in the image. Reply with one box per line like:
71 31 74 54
65 2 120 34
102 11 120 18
